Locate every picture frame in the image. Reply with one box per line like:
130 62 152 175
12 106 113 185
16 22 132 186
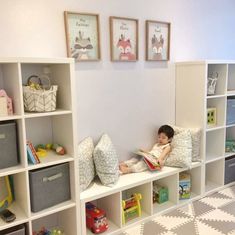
64 11 101 62
110 16 138 62
146 20 170 61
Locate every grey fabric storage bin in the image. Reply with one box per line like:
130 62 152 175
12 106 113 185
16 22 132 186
226 98 235 125
0 121 19 169
29 162 71 212
225 156 235 184
0 224 25 235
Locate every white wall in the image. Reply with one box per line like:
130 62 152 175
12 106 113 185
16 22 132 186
0 0 235 160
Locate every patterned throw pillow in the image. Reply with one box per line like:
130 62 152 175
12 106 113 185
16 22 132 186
172 125 201 162
165 130 192 168
93 134 119 187
78 137 95 192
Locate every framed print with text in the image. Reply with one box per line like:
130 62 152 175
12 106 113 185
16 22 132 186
110 16 138 61
64 11 101 62
146 20 170 61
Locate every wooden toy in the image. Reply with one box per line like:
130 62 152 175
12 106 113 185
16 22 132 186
153 184 168 204
86 202 108 234
122 193 142 224
207 108 216 127
179 172 191 200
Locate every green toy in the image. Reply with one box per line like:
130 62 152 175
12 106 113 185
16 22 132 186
153 184 169 204
225 139 235 152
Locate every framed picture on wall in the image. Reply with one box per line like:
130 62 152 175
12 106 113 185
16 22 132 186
64 11 101 62
110 16 138 62
146 20 170 61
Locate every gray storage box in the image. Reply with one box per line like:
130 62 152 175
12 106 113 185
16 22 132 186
225 156 235 184
0 224 25 235
29 163 71 212
0 121 19 169
227 98 235 125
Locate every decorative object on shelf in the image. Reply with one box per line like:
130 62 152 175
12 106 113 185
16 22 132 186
146 20 170 61
207 107 217 127
23 74 58 112
110 16 138 61
225 139 235 152
27 141 41 164
86 202 108 234
226 97 235 125
152 183 168 204
179 172 191 200
0 89 13 116
207 72 218 95
122 193 142 224
64 11 101 62
0 176 13 212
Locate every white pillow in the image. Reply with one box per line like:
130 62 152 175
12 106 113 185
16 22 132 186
165 130 192 168
78 137 95 192
172 125 201 162
93 134 119 187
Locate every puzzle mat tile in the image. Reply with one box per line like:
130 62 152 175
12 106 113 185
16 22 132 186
120 185 235 235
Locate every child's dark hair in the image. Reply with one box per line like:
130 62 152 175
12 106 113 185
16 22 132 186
158 125 174 139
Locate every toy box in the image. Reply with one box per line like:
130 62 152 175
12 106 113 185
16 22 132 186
179 172 191 200
86 202 108 234
153 184 168 204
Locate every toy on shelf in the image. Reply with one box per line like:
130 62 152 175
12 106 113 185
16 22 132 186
122 193 142 224
207 108 217 127
226 139 235 152
35 143 66 157
153 183 168 204
33 227 64 235
179 172 191 200
0 89 13 116
0 176 13 212
86 202 108 234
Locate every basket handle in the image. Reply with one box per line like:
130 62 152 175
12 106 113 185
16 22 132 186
27 75 51 90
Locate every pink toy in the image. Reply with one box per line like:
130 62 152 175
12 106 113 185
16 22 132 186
0 90 13 115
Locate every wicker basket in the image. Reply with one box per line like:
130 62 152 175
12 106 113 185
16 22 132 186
23 75 58 112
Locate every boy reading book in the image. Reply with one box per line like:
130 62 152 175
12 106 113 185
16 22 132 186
119 125 174 174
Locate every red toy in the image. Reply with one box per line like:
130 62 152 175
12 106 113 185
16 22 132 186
86 202 108 234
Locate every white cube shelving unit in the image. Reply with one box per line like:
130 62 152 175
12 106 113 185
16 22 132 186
0 58 80 235
176 60 235 197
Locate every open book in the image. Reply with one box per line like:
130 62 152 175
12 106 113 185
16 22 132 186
134 150 161 171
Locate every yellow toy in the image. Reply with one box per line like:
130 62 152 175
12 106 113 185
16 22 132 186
207 108 216 127
122 193 142 224
0 176 13 211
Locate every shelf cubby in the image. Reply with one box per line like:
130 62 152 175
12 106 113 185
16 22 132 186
205 159 224 193
207 64 227 96
152 174 178 214
32 207 77 235
206 97 226 128
225 126 235 157
227 64 235 94
0 63 23 117
206 128 225 162
25 114 74 167
0 172 29 231
122 183 151 226
20 63 73 112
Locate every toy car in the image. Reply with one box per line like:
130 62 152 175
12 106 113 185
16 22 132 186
86 202 108 234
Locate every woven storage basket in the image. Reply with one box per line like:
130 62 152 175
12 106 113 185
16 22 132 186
23 75 58 112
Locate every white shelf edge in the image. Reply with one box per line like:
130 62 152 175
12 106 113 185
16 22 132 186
0 115 22 121
206 94 226 99
206 155 225 164
226 123 235 128
24 109 72 118
0 165 25 177
225 152 235 158
30 200 76 220
206 126 225 132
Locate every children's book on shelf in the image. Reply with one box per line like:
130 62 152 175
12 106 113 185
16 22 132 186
134 150 161 171
26 141 40 164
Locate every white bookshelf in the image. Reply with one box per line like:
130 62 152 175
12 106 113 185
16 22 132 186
80 162 202 235
0 58 79 235
175 61 235 197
